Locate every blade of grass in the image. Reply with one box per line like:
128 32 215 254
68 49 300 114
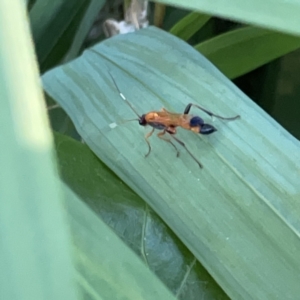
154 0 300 36
63 184 177 300
195 26 300 79
30 0 87 72
170 11 211 41
0 1 76 299
63 0 106 62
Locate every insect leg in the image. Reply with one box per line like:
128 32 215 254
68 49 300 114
183 103 240 120
157 130 180 157
144 128 155 157
169 134 203 168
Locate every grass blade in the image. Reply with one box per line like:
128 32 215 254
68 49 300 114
170 11 211 41
0 1 77 299
154 0 300 36
64 184 177 300
195 26 300 79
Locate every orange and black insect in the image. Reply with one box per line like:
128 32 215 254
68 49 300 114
109 72 240 168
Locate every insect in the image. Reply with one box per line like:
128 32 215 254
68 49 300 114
108 72 240 168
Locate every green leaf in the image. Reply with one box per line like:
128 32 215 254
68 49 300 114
154 0 300 36
63 184 177 300
30 0 88 73
43 27 300 299
195 26 300 79
0 1 76 299
30 0 106 70
54 131 229 299
169 11 211 41
63 0 106 62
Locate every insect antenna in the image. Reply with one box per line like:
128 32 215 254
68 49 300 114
120 118 140 124
108 71 141 118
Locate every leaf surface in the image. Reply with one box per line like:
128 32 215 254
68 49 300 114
55 132 229 299
43 27 300 299
196 26 300 79
154 0 300 36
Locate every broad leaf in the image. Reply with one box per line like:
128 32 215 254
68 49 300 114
43 27 300 299
55 132 229 299
63 184 177 300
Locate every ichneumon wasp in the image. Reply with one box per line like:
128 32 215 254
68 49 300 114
108 72 240 168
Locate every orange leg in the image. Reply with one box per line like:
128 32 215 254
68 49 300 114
157 130 180 157
169 134 203 168
144 128 155 157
